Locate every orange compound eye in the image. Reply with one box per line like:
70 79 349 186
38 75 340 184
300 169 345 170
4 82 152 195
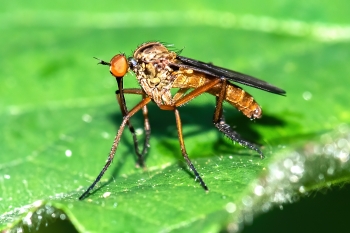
109 54 128 78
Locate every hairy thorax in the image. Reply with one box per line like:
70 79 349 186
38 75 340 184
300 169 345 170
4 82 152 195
131 42 178 106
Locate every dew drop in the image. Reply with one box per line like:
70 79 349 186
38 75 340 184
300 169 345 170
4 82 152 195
327 167 335 175
290 165 304 175
336 149 349 163
101 131 110 139
226 223 239 233
289 175 299 183
254 185 264 196
242 196 253 207
225 202 237 213
9 106 21 115
318 173 324 180
33 200 43 207
65 149 72 157
261 202 271 212
338 124 349 134
135 128 144 136
272 168 285 180
337 138 348 148
82 114 92 123
103 192 111 198
283 158 293 168
302 91 312 100
324 143 335 155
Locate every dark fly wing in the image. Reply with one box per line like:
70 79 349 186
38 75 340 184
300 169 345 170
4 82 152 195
176 56 286 96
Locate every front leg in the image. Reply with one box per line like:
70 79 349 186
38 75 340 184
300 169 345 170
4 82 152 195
115 88 151 167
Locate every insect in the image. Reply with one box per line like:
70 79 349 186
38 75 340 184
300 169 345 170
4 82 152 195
79 41 285 200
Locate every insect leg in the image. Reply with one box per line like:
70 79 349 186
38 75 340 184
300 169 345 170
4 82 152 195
116 88 150 167
79 97 152 200
174 108 208 190
172 88 190 102
174 79 221 107
140 92 151 162
213 78 264 158
158 79 227 190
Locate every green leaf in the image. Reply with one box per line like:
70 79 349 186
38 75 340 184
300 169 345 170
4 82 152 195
1 1 350 232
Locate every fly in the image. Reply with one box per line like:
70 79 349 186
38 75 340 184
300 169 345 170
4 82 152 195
79 41 286 200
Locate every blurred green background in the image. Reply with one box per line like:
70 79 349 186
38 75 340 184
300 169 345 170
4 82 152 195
1 0 350 232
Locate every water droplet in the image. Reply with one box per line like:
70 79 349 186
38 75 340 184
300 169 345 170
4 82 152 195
242 196 253 207
327 167 334 175
283 158 293 168
261 202 271 212
289 175 299 183
82 114 92 123
101 131 110 139
65 149 72 157
225 202 236 213
337 138 349 148
4 174 10 179
299 186 305 193
59 214 66 220
135 128 143 136
290 165 304 175
270 165 285 180
302 91 312 100
254 185 264 196
336 149 349 163
318 173 324 180
338 124 349 134
226 222 239 233
9 106 21 115
33 200 43 207
324 143 335 155
103 192 111 198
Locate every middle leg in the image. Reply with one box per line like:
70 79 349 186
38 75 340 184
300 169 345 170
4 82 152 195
174 108 208 190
